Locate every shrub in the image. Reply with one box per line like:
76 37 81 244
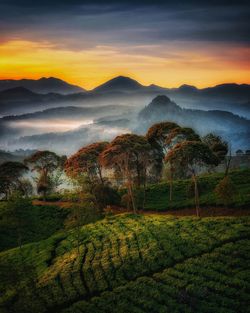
92 183 121 210
215 176 236 207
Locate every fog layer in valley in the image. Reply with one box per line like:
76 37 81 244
0 77 249 155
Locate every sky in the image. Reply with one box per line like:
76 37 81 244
0 0 249 89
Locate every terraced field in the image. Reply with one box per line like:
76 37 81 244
1 214 250 313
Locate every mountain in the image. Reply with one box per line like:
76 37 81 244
0 87 41 102
0 87 66 116
138 95 250 150
202 83 250 99
93 76 144 93
0 76 249 118
0 77 85 94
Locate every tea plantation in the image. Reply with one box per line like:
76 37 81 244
1 214 249 313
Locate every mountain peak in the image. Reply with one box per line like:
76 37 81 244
93 76 143 92
138 95 180 122
178 84 198 92
150 95 172 105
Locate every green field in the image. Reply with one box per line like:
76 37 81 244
136 169 250 210
1 214 249 313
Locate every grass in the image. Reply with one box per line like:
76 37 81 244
135 169 250 211
0 214 249 313
0 202 70 252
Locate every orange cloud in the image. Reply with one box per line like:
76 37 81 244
0 40 249 89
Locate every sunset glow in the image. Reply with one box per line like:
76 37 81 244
0 39 249 89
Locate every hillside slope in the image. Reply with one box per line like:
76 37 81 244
0 77 85 94
1 214 249 313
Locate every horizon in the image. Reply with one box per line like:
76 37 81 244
0 1 249 89
1 75 250 92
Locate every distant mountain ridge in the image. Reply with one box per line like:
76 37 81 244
0 76 249 118
0 77 85 94
138 95 250 149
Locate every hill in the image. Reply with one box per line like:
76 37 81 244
0 87 66 116
93 76 144 93
138 95 250 149
135 169 250 211
0 77 85 94
1 214 249 313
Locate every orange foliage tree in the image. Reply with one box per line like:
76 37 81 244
100 134 152 213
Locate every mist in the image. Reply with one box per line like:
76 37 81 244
0 80 249 156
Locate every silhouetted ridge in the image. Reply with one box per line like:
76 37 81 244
93 76 143 92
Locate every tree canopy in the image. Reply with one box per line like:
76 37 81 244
25 150 65 198
0 162 28 199
65 142 108 183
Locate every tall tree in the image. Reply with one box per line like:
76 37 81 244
146 122 180 183
25 151 64 200
165 141 219 217
100 134 152 213
65 142 109 184
165 127 200 202
0 161 28 199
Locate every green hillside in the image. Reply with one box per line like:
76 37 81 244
0 202 70 252
136 169 250 210
1 214 249 313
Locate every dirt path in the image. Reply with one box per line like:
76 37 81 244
33 200 250 217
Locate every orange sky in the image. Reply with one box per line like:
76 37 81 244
0 39 249 90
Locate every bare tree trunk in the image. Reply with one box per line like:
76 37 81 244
124 155 137 214
169 162 173 203
128 181 136 214
97 165 104 184
192 172 200 217
225 146 232 177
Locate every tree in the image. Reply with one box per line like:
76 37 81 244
146 122 180 153
100 134 152 213
0 162 28 199
147 122 200 203
202 133 228 173
25 151 64 200
215 176 236 207
165 127 200 203
18 178 33 198
65 142 109 184
165 141 219 217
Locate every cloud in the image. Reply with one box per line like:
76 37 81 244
0 1 249 88
0 1 249 51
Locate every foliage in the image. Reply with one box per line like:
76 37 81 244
100 134 152 212
165 141 219 170
65 142 109 183
202 133 228 162
0 161 28 199
135 169 250 211
215 176 236 207
165 140 219 215
92 183 121 210
18 178 33 197
0 201 70 251
25 150 65 198
0 214 249 313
